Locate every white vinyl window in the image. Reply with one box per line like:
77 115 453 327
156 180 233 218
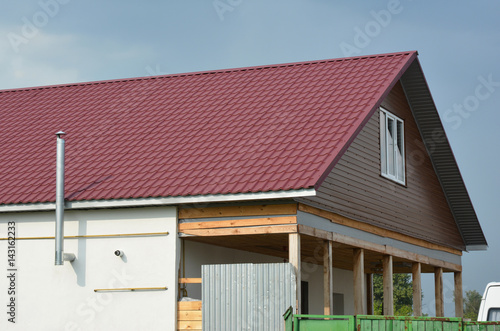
380 108 405 184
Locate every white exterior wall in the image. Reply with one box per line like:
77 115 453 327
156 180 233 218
182 240 355 315
0 206 178 331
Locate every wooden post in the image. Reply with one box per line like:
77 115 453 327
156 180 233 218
454 271 463 317
412 262 422 316
353 248 365 315
435 267 444 317
383 255 394 316
323 241 333 315
289 233 301 314
366 273 374 315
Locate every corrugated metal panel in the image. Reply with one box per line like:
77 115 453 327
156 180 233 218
202 263 296 331
400 59 488 250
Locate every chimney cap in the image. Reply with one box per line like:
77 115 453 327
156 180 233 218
55 131 66 138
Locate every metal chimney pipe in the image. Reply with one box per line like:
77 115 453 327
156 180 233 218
55 132 75 265
55 131 66 265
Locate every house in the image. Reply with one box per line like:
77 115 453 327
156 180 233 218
0 51 487 330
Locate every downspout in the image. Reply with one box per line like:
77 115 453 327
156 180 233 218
55 131 75 265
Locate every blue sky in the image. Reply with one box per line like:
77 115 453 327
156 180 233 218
1 0 499 317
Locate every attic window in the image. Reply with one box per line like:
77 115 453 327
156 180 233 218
380 107 405 185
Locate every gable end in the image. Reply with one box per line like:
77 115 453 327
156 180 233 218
400 59 487 251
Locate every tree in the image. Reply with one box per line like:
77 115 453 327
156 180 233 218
373 273 414 316
463 290 482 320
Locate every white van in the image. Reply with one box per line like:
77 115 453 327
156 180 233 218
478 282 500 321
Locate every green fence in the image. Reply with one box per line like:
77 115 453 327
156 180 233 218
357 315 462 331
464 322 500 331
283 308 500 331
283 308 354 331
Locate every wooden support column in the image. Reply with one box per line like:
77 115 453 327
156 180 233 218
454 271 463 317
412 262 422 316
353 248 365 315
366 273 374 315
435 267 444 317
383 255 394 316
289 233 301 314
323 241 333 315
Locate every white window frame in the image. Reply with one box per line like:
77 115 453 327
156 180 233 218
380 107 405 185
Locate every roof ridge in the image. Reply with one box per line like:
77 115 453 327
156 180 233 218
0 51 417 94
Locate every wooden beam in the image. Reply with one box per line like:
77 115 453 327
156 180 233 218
179 216 297 230
179 204 297 219
366 273 374 315
177 320 202 330
298 224 462 272
298 224 332 241
412 262 422 316
289 233 301 314
383 255 394 316
179 278 202 284
323 241 333 315
454 271 463 318
178 301 202 310
435 267 444 317
181 224 298 236
177 310 202 321
353 248 365 315
298 203 462 256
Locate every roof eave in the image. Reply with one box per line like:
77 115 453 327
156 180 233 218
466 244 488 252
0 188 317 213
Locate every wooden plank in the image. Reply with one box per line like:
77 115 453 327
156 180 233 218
305 191 465 251
297 224 332 241
383 255 394 315
353 248 365 315
435 267 444 317
179 216 297 230
178 301 202 310
299 224 462 272
177 310 202 321
289 233 301 314
454 271 463 317
412 262 422 316
179 278 202 284
323 241 333 315
179 204 297 219
181 224 298 236
298 203 462 256
177 320 202 330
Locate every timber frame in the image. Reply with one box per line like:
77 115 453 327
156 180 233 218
177 201 464 317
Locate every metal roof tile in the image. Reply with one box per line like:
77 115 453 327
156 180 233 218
0 51 416 204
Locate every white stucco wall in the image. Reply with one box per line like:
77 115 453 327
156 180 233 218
0 206 178 331
182 240 355 315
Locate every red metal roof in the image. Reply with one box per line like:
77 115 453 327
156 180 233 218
0 51 417 205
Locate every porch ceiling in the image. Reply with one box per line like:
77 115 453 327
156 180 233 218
183 233 450 273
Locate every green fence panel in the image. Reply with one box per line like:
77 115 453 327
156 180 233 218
357 315 409 331
356 315 463 331
411 318 462 331
283 307 294 331
282 309 354 331
464 321 500 331
284 309 490 331
294 314 354 331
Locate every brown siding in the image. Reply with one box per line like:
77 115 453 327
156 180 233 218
301 81 465 250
